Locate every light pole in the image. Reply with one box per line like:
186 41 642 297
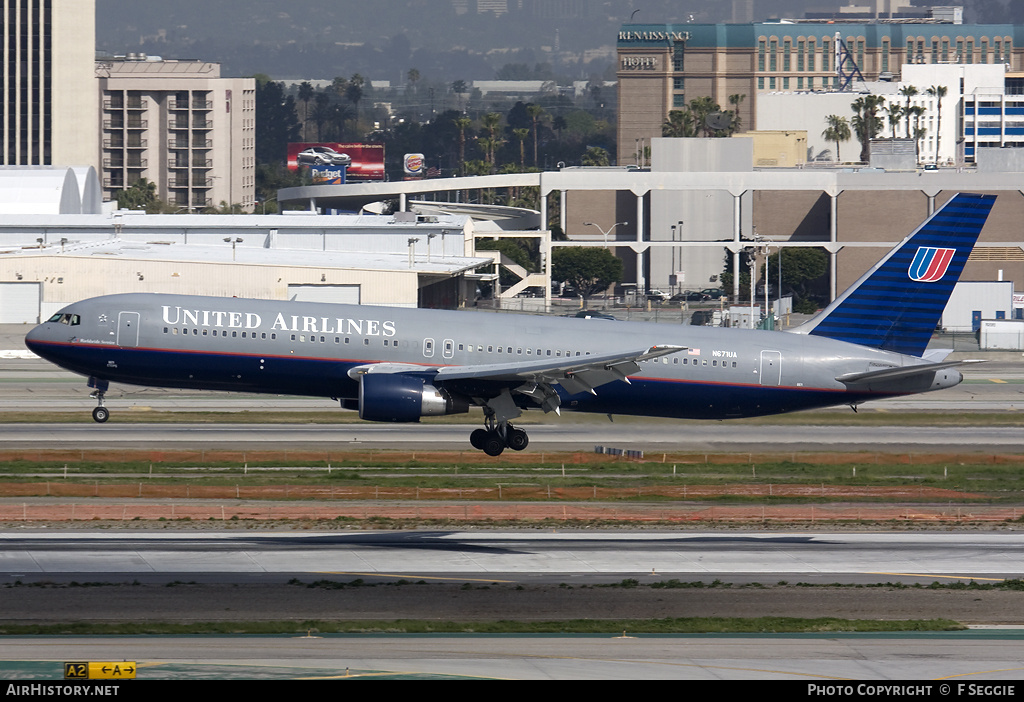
583 220 628 246
223 237 243 261
407 237 420 269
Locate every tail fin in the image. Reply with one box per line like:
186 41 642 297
793 192 996 357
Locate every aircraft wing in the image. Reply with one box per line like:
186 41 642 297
434 344 686 395
348 345 687 415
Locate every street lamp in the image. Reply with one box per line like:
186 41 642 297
407 237 420 268
582 220 628 245
223 237 243 261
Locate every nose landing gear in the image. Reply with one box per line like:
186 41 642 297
88 377 110 423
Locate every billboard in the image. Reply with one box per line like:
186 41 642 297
403 153 425 179
288 143 385 182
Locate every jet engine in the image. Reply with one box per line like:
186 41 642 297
358 373 468 422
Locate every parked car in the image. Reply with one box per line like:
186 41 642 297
296 146 352 167
699 288 725 299
646 289 670 301
671 290 709 302
570 310 617 320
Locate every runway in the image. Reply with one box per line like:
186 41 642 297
3 530 1022 585
2 421 1024 452
3 632 1024 681
3 530 1024 680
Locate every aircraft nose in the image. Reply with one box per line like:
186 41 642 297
24 323 47 356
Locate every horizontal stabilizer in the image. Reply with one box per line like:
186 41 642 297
836 359 984 385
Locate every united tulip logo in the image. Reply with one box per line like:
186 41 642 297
908 247 956 282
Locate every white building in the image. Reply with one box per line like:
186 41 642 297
1 0 99 168
98 56 256 211
758 63 1008 167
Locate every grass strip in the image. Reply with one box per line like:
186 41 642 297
0 617 966 636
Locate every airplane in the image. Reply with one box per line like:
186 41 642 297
24 192 996 456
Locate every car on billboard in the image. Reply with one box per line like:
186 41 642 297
296 146 352 167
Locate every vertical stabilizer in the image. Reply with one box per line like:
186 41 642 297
792 193 996 357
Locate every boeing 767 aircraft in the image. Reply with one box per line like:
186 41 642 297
25 193 995 455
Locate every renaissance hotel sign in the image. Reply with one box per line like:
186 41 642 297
618 29 690 43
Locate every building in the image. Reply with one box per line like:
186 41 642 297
1 0 99 167
97 56 256 211
617 20 1024 164
0 211 494 322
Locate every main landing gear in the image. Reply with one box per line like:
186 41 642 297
469 419 529 457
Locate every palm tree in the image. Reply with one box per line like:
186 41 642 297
345 74 365 128
851 94 885 163
311 92 331 141
908 105 927 161
480 112 502 167
527 104 545 167
662 109 695 137
728 93 746 134
513 128 530 171
822 115 851 162
688 96 719 137
297 82 314 140
927 85 948 164
453 116 472 176
899 85 919 138
884 103 903 139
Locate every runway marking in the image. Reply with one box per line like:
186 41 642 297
317 571 516 583
867 572 1006 582
937 667 1024 679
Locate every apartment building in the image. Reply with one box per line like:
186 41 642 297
98 56 255 211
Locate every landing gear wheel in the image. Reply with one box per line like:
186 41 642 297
470 428 488 450
507 427 529 451
481 432 505 457
92 406 110 423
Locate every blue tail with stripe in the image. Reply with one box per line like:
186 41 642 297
796 192 996 357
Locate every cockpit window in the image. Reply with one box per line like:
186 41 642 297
46 313 80 326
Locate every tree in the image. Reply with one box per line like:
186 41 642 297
513 127 530 171
254 78 300 164
345 74 365 127
116 178 160 212
527 103 545 167
453 116 472 175
884 102 903 139
927 84 948 163
663 109 696 137
850 94 885 163
297 81 314 140
480 112 503 169
552 247 624 300
822 115 851 162
311 92 331 141
899 85 919 139
728 93 746 134
581 146 610 166
764 247 828 313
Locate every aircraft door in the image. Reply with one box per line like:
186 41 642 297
759 350 781 386
117 311 140 348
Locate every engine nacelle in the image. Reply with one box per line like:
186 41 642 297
358 373 467 422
